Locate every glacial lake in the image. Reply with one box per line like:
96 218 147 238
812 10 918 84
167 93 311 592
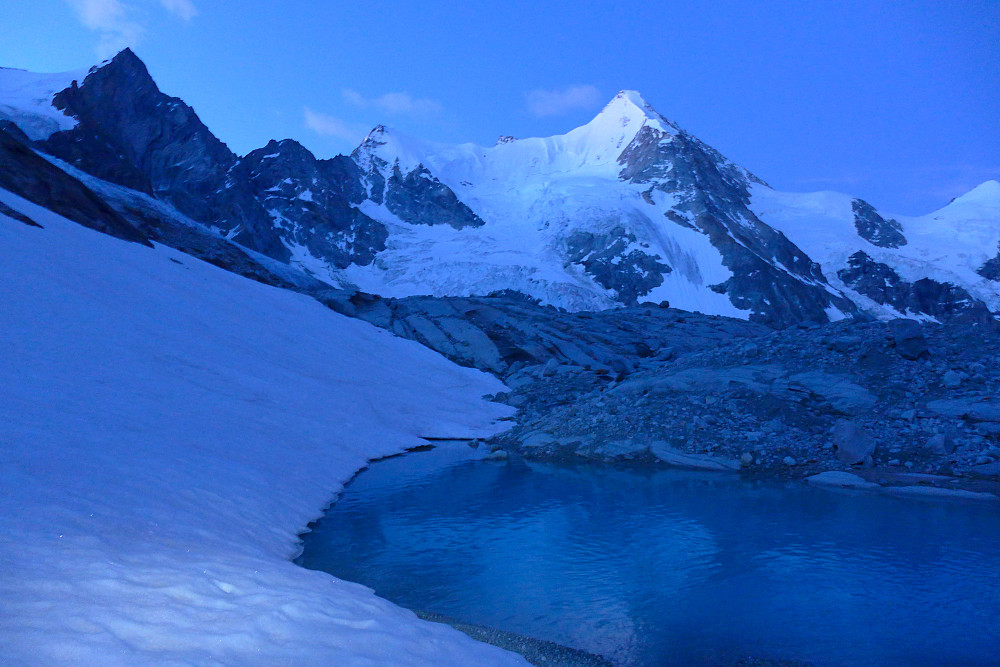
297 443 1000 667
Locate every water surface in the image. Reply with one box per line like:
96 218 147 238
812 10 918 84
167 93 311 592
297 445 1000 666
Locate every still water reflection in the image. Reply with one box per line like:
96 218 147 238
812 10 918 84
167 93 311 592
297 445 1000 666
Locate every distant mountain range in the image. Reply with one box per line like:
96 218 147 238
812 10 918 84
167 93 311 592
2 48 997 327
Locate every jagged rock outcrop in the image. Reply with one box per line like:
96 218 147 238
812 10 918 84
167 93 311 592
233 139 387 269
35 49 288 259
618 122 858 326
385 162 485 229
564 226 672 304
978 245 1000 281
839 251 995 326
851 198 907 248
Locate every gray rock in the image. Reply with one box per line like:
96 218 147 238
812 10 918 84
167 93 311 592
887 319 930 360
649 442 739 471
925 433 955 455
832 419 876 464
520 432 555 448
942 370 963 388
927 399 1000 423
592 440 647 460
805 471 880 489
782 456 797 466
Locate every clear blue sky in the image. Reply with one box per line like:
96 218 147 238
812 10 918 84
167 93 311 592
2 0 998 214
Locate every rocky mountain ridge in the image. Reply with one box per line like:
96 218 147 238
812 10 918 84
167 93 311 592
0 49 997 329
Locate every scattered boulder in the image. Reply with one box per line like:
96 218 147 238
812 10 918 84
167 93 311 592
831 419 876 464
887 319 929 360
925 433 955 455
942 370 963 388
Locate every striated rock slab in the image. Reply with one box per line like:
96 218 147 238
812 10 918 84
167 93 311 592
805 471 880 489
648 442 739 471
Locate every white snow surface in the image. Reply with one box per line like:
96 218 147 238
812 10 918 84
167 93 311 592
0 190 525 666
341 92 746 316
0 66 91 140
751 180 1000 318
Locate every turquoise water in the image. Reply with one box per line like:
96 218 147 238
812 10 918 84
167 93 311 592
297 445 1000 666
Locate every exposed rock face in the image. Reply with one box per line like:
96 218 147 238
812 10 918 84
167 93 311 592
384 162 485 229
35 49 288 260
839 251 996 325
0 127 149 245
618 124 857 327
851 199 907 248
233 139 387 269
978 245 1000 281
351 126 483 230
564 226 672 304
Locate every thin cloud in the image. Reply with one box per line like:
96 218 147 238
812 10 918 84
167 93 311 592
64 0 197 59
159 0 197 21
303 107 367 145
342 89 443 117
525 85 601 117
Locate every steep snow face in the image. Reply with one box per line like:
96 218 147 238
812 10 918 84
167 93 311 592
0 65 90 139
750 180 1000 321
343 92 756 318
0 189 523 666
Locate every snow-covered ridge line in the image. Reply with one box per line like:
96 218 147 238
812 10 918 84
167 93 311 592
1 49 996 327
0 189 524 666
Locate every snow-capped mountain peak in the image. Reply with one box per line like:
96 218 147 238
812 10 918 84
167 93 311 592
593 89 681 135
946 180 1000 209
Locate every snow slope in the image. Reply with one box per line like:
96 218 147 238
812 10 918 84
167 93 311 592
0 66 90 140
751 180 1000 316
343 92 747 317
0 190 524 666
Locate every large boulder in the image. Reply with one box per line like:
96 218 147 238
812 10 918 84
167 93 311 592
925 433 956 455
887 319 929 360
831 419 876 464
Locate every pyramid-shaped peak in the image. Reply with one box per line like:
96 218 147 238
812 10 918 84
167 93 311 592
611 90 656 113
580 90 680 140
595 90 661 119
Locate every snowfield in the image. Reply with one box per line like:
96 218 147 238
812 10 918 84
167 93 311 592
0 189 525 666
0 65 90 140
